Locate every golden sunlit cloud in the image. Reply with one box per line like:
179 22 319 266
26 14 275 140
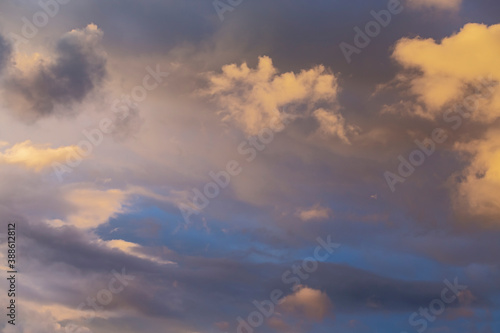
0 140 80 171
452 129 500 221
314 108 357 143
46 187 128 229
46 185 192 229
393 23 500 120
204 56 354 142
392 23 500 222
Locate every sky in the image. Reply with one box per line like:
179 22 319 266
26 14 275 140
0 0 499 332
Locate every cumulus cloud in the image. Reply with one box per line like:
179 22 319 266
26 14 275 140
314 108 357 143
2 24 107 122
279 286 333 321
452 130 500 222
0 140 80 171
391 23 500 223
204 56 354 141
407 0 462 10
392 23 500 120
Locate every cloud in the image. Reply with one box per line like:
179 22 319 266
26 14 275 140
451 129 500 222
391 23 500 223
407 0 462 10
104 239 174 265
0 2 497 332
0 140 80 171
279 286 333 321
109 104 145 141
10 217 494 333
2 24 107 122
392 23 500 120
267 316 290 332
296 204 331 221
204 56 353 141
45 186 189 230
1 307 68 333
213 321 230 330
314 108 357 143
0 33 12 73
47 186 128 229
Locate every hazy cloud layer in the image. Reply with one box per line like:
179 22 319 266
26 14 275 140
0 1 498 333
0 33 12 73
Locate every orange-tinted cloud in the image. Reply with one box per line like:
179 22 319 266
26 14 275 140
204 56 355 142
0 140 80 172
452 129 500 222
393 23 500 120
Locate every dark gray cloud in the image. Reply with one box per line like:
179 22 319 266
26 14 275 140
2 24 106 122
0 32 12 73
12 220 495 332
